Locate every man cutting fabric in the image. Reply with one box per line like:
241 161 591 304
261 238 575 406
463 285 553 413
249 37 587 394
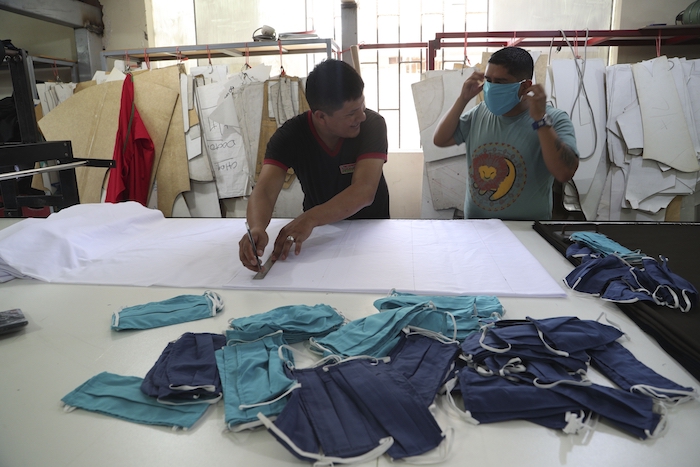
239 59 389 271
433 46 579 220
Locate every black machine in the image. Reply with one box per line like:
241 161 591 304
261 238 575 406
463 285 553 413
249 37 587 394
0 40 112 217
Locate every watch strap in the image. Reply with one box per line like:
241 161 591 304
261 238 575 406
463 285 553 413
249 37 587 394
532 114 553 131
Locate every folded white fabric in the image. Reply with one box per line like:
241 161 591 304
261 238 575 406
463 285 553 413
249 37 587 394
0 202 238 288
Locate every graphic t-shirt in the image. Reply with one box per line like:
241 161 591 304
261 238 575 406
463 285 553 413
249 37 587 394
453 103 578 220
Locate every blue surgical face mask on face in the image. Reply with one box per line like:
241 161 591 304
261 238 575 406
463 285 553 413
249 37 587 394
483 80 525 116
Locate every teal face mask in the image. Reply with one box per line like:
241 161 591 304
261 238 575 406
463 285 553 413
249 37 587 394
111 291 224 331
61 372 209 430
483 80 525 116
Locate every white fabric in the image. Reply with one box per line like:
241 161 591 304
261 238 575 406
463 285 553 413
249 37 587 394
0 203 565 297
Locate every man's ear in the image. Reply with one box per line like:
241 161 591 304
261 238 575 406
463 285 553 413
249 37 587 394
519 79 533 96
312 109 327 122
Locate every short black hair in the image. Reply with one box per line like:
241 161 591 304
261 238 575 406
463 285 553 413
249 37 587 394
488 47 534 81
305 59 364 114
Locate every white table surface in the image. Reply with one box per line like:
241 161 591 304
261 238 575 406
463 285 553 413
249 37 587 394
1 219 698 467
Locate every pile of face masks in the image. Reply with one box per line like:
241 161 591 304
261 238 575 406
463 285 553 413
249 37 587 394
564 233 698 311
60 290 698 462
453 316 697 439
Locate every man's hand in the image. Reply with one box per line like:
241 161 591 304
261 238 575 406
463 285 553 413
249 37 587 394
434 71 484 148
270 214 316 262
460 71 485 104
521 82 548 120
239 227 269 272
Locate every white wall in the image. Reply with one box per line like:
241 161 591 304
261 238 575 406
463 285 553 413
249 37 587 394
0 10 76 60
0 10 76 98
100 0 149 52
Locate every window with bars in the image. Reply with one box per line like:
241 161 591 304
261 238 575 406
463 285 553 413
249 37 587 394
356 0 490 151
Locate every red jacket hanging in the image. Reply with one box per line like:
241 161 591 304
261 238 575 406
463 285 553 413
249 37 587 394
105 74 155 206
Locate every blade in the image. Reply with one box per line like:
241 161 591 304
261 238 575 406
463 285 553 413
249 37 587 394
253 256 276 280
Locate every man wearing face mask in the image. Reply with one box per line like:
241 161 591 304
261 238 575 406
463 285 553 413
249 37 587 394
433 46 579 220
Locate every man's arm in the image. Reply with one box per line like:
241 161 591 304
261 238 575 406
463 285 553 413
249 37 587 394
522 83 579 183
535 126 579 183
239 164 286 271
433 71 484 147
271 157 385 261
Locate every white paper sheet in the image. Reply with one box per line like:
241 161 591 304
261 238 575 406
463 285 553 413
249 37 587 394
632 56 699 173
0 203 565 297
411 70 474 164
195 81 249 198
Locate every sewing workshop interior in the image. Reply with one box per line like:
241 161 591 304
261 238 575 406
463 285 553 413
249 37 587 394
1 1 700 467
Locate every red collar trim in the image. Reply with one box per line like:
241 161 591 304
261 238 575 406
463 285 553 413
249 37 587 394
307 110 343 156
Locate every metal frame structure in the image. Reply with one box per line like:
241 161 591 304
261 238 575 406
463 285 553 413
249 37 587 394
0 44 112 218
426 26 700 69
356 26 700 70
0 141 113 217
100 38 340 71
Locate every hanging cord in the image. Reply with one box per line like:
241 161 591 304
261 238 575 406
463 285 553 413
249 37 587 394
559 29 598 160
277 39 286 76
656 30 662 57
206 44 213 73
143 49 150 70
124 50 130 73
51 60 60 82
244 43 251 69
462 31 471 72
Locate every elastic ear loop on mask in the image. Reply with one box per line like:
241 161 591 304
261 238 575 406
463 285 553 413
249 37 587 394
498 357 526 377
307 337 337 356
645 402 669 439
203 290 224 315
533 371 592 389
238 381 301 410
404 311 459 344
257 412 395 466
563 410 598 435
437 375 480 425
651 284 679 309
112 308 123 327
321 355 391 372
679 288 693 312
657 255 694 312
595 311 624 332
478 323 511 354
278 344 341 370
629 384 699 406
535 328 569 357
225 329 284 347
